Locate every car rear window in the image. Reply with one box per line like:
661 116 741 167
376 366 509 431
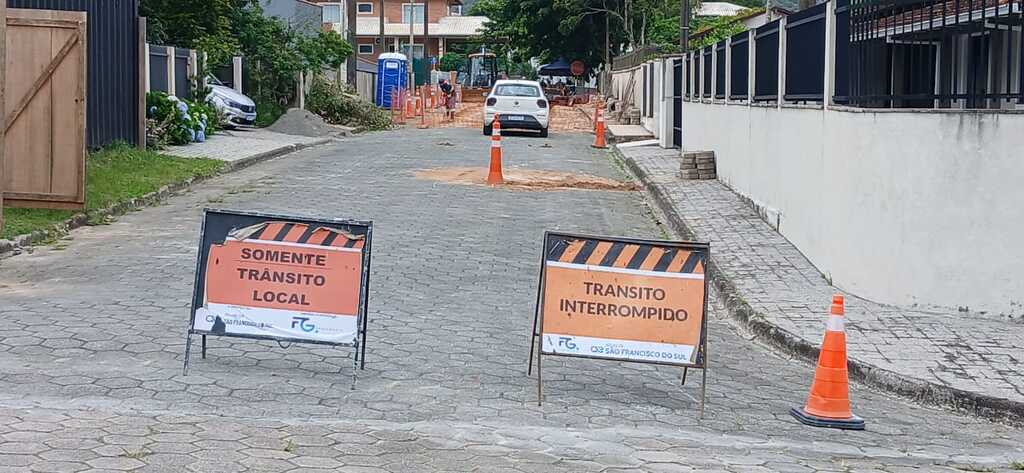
494 84 540 97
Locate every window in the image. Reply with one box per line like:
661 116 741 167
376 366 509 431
494 84 541 97
358 44 374 55
357 2 373 13
321 3 342 23
402 3 425 23
449 4 462 15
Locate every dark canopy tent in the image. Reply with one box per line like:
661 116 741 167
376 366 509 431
538 58 574 77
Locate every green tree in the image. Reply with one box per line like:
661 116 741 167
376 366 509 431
473 0 624 73
439 52 467 72
140 0 242 66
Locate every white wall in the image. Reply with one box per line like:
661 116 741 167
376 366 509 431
683 101 1024 316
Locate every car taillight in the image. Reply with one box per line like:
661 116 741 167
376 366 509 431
486 98 497 106
537 99 548 108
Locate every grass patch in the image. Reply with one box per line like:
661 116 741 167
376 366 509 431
1010 461 1024 470
255 98 286 128
2 144 223 240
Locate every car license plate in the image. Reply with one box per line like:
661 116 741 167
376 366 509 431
507 115 524 121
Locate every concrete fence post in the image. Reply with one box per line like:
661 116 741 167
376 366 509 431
144 43 150 93
201 52 208 91
824 0 837 107
188 49 198 92
725 38 732 102
297 71 306 110
166 46 175 97
777 17 787 108
232 56 243 94
748 30 756 102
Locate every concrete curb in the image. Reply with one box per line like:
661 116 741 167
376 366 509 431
0 139 331 259
613 145 1024 427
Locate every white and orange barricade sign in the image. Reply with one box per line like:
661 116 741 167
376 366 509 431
529 232 710 414
184 210 373 380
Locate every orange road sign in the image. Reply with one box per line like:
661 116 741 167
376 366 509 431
528 232 710 415
184 210 373 381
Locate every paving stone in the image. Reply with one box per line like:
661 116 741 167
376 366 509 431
618 143 1024 420
0 130 1020 471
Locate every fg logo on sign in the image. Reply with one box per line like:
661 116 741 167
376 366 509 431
557 336 577 350
291 317 318 334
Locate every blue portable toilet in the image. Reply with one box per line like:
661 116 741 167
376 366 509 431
376 53 408 108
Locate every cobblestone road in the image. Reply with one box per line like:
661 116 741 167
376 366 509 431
0 128 1021 472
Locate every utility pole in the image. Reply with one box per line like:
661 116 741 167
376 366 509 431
408 1 415 86
378 0 385 54
347 0 356 84
604 7 610 94
680 0 690 52
423 0 430 80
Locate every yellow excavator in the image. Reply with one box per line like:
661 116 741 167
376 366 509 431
459 52 498 103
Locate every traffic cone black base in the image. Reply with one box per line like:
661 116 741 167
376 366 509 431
790 407 865 431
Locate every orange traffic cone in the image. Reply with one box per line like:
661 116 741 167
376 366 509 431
404 91 413 120
418 94 430 129
393 90 405 124
790 295 865 430
592 108 608 149
487 115 504 185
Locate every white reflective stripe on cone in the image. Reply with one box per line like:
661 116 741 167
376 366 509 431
491 141 501 148
826 315 845 332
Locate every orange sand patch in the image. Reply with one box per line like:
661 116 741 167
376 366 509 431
415 167 638 192
438 101 604 133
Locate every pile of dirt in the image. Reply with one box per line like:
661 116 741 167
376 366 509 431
415 167 638 192
267 108 353 138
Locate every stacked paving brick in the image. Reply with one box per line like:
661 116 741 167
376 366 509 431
679 151 717 180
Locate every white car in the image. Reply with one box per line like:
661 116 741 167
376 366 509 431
483 80 550 137
206 75 257 126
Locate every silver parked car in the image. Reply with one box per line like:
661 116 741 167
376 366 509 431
206 75 257 126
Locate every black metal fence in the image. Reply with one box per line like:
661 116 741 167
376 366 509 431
729 31 749 99
8 0 141 148
673 58 682 147
702 46 713 97
784 3 827 101
691 54 701 99
715 41 727 99
834 0 851 103
611 45 664 71
754 20 781 101
849 0 1024 107
148 45 195 99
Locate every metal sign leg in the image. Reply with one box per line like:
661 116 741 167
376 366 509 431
527 313 539 375
183 332 193 376
536 337 544 406
527 259 544 376
681 367 688 386
350 339 359 391
201 335 207 359
699 337 709 419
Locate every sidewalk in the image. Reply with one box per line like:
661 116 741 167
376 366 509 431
164 128 329 166
616 143 1024 425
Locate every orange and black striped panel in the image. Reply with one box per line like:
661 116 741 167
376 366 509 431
546 237 704 274
233 222 365 249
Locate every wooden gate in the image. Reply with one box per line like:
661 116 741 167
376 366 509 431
3 8 86 210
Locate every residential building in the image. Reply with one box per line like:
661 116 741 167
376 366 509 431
696 2 748 17
261 0 325 36
346 0 487 64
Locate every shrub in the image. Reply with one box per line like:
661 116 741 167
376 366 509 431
306 78 392 131
146 91 221 149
